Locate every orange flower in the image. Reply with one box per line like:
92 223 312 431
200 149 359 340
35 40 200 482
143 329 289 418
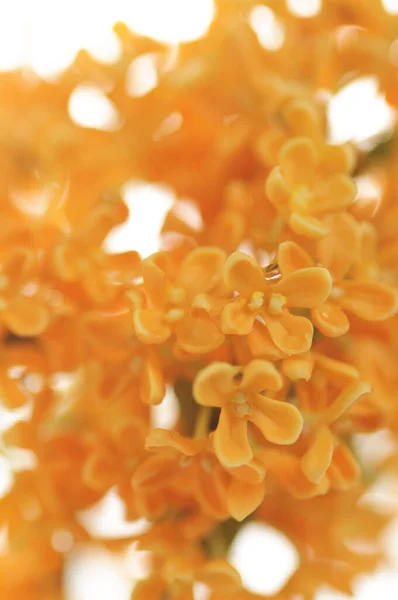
0 247 49 336
221 248 331 354
266 137 356 238
311 214 398 336
193 359 303 467
135 428 267 522
133 247 227 354
297 354 372 490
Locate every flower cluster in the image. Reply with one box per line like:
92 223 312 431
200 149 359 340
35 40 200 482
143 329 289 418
1 1 398 599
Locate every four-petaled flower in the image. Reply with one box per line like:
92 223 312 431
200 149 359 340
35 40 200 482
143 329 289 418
221 247 332 355
133 247 227 354
266 137 357 238
193 359 303 467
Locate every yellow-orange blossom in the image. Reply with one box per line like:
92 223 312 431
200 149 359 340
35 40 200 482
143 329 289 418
1 2 398 600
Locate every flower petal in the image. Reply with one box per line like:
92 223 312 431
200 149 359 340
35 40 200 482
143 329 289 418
196 465 229 520
261 450 329 498
247 320 284 360
311 301 350 337
338 281 398 321
142 253 169 308
279 137 317 188
249 395 303 445
316 213 359 280
213 406 253 467
301 426 334 483
282 355 314 381
266 311 313 355
319 380 372 425
192 293 226 317
133 308 171 344
310 174 357 214
132 454 177 491
178 247 226 299
227 479 265 521
223 251 266 296
229 458 266 485
289 212 330 238
266 167 290 208
273 267 332 308
176 316 225 354
240 359 283 393
145 428 205 456
3 298 49 336
199 560 242 593
277 240 313 276
140 355 165 405
221 298 256 335
327 442 360 490
193 362 236 408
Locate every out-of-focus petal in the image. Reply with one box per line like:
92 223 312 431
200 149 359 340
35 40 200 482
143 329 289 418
178 247 226 299
338 281 398 321
289 212 330 238
3 297 50 336
279 137 317 189
301 426 334 483
227 479 265 521
221 298 256 335
133 308 171 344
176 316 225 354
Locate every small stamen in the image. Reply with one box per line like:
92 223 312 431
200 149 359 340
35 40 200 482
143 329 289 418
234 402 251 418
165 308 185 323
248 291 264 311
268 293 286 315
233 391 247 404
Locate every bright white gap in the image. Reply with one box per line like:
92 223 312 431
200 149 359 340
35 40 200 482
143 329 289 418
169 198 203 231
229 522 299 595
249 6 285 51
69 85 121 131
287 0 322 18
122 0 216 44
78 488 149 539
328 77 395 145
382 0 398 14
64 546 133 600
152 385 179 430
104 180 174 257
126 54 159 97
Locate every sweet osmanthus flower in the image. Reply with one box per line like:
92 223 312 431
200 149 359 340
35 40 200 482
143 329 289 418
1 1 398 599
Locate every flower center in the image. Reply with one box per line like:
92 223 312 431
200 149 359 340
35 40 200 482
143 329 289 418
289 185 312 213
179 455 193 468
201 456 213 473
329 286 344 299
248 291 264 311
168 286 186 306
165 308 185 323
232 391 251 417
268 293 287 315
